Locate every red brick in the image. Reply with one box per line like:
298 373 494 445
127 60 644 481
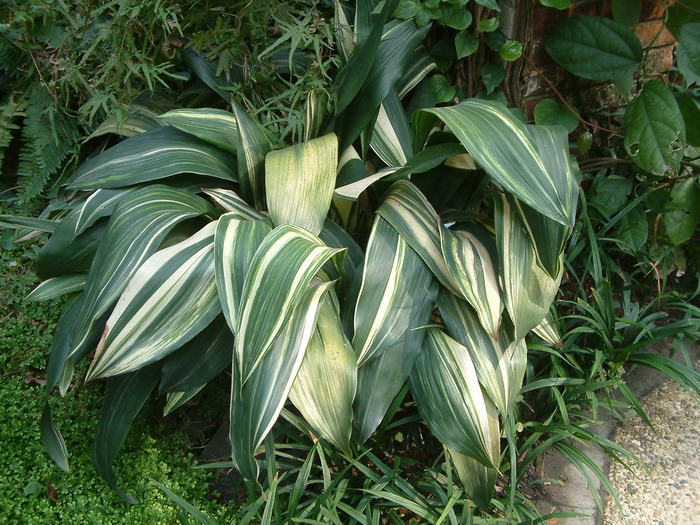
569 0 602 17
635 20 675 46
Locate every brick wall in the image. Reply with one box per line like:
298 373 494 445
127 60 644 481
522 0 675 119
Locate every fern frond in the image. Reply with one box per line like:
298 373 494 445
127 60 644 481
0 94 27 173
16 86 80 204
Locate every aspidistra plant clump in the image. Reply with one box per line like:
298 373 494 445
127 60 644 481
9 0 579 510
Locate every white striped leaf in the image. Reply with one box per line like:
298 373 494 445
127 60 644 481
370 89 413 167
353 279 437 444
447 407 500 510
86 221 220 380
230 279 333 481
69 186 216 360
233 101 270 208
396 45 436 99
87 108 162 139
289 291 357 454
440 227 503 338
159 108 239 153
409 328 499 468
266 133 338 236
334 168 398 200
376 180 461 295
159 315 233 394
495 194 562 341
352 216 433 366
304 88 330 142
163 387 205 416
533 311 562 347
67 127 237 190
214 214 272 332
0 215 57 232
438 289 526 417
72 188 134 238
202 188 265 220
422 100 578 227
235 225 344 382
27 274 86 302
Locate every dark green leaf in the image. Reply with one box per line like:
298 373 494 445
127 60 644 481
577 131 593 154
475 0 500 10
430 75 457 104
663 179 700 245
624 80 686 175
455 31 479 59
481 63 505 94
539 0 570 9
544 15 642 81
612 0 640 28
675 93 700 146
616 205 648 251
533 99 580 133
440 6 472 30
94 365 160 504
589 175 633 218
40 402 69 473
394 0 420 19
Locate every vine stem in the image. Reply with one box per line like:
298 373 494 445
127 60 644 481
525 56 624 137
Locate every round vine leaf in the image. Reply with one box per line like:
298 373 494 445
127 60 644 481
479 17 500 32
394 0 420 19
675 92 700 147
544 15 642 81
533 99 580 133
676 23 700 86
663 179 700 245
624 80 686 176
481 63 505 94
499 41 523 61
577 131 593 154
431 75 457 104
539 0 570 9
475 0 500 11
616 205 648 251
456 31 479 59
441 5 472 30
612 0 641 28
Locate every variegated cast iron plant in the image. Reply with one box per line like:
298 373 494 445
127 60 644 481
12 0 579 511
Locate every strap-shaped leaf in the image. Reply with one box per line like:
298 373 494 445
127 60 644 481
27 274 86 302
214 214 272 332
533 311 562 348
163 387 205 416
352 216 432 366
370 89 413 167
289 292 357 453
202 188 265 220
94 364 160 504
353 279 437 444
67 127 237 190
266 133 338 236
235 225 344 382
159 315 233 394
230 279 333 481
304 88 330 142
233 101 270 208
440 227 503 338
422 100 578 226
0 215 57 232
86 222 220 380
336 17 430 150
69 186 215 359
376 180 460 294
438 289 526 417
448 429 499 509
409 328 498 468
319 218 364 283
40 401 69 473
159 108 239 154
495 194 562 341
72 188 134 237
36 213 107 279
